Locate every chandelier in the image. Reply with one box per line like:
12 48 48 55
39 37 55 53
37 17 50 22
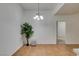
33 3 44 20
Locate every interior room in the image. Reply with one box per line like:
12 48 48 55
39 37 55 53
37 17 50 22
0 3 79 56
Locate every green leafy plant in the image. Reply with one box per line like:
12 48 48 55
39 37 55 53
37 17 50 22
21 22 34 46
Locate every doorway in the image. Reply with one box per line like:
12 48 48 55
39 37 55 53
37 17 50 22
56 21 66 44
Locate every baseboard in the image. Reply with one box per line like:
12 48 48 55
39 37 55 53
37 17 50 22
11 44 23 56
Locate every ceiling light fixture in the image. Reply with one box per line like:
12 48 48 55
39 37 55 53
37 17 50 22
33 2 44 20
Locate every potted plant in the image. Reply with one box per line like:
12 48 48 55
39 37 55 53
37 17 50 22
21 22 34 46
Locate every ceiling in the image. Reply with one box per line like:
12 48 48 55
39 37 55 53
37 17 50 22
20 3 58 11
20 3 79 15
55 3 79 15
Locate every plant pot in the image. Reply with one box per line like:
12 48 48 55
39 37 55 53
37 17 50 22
26 43 29 46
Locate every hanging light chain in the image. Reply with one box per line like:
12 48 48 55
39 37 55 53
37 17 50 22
33 0 44 20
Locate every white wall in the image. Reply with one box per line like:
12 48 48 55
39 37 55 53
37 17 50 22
22 11 56 44
56 14 79 44
0 4 23 56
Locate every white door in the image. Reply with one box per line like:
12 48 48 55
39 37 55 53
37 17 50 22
56 21 66 44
